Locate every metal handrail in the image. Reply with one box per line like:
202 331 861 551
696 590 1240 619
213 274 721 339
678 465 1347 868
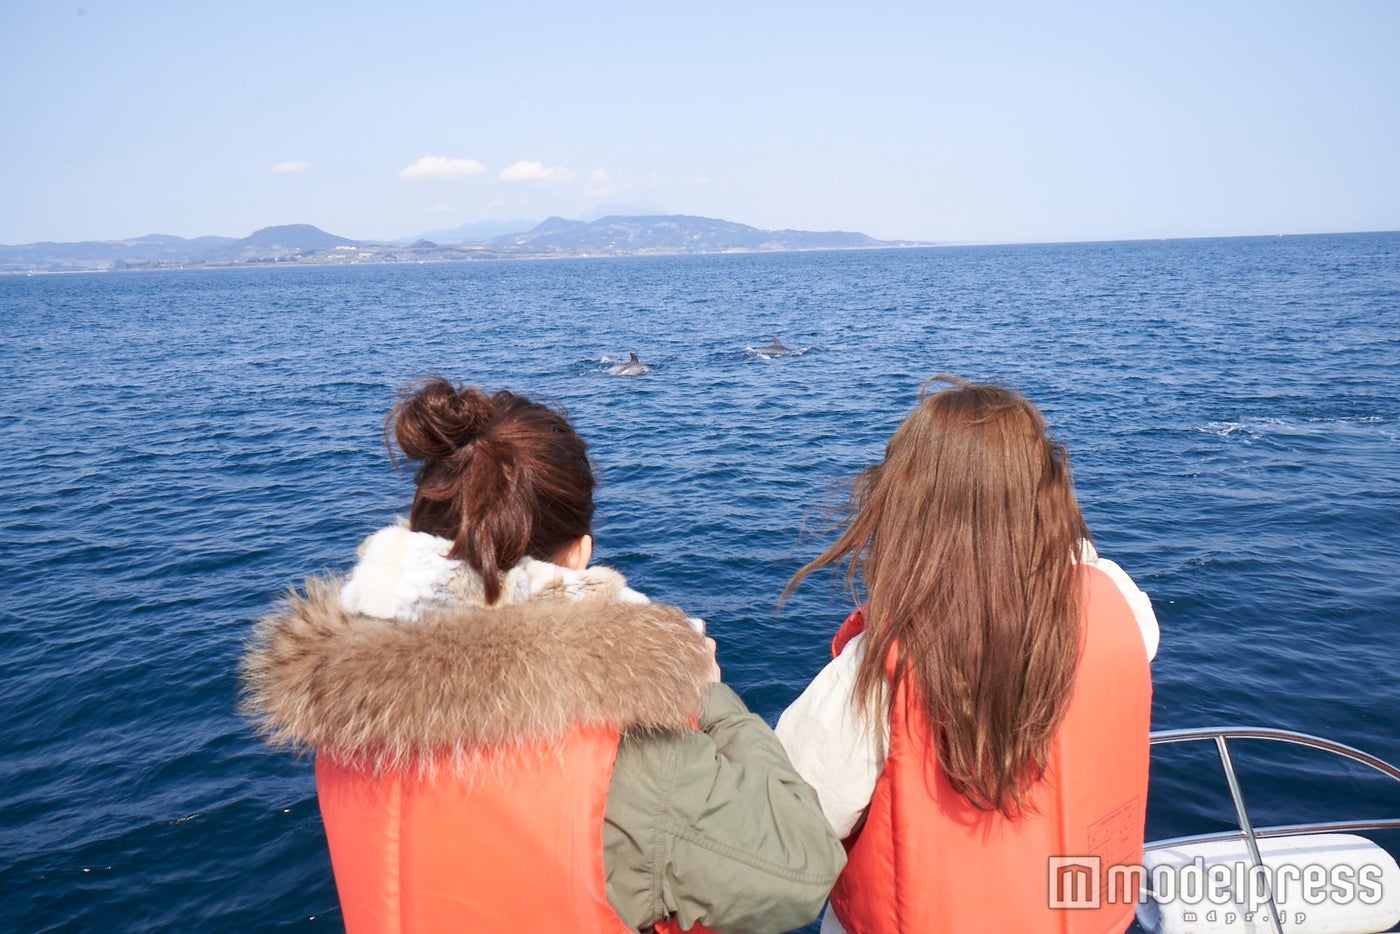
1147 818 1400 852
1150 727 1400 783
1145 727 1400 934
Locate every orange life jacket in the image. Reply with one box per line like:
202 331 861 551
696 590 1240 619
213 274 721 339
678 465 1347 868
316 725 634 933
827 565 1152 934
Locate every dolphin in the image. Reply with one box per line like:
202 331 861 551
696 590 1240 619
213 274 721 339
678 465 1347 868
752 337 795 356
605 352 651 376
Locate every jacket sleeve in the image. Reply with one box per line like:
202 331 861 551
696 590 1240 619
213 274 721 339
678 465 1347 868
774 633 885 839
604 683 846 933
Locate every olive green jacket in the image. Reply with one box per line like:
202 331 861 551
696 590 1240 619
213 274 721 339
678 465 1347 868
605 683 846 933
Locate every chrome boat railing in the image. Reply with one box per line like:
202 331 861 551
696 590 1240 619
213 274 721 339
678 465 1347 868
1145 727 1400 934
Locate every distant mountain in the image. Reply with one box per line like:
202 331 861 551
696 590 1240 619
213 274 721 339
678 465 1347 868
580 202 668 222
196 224 359 262
0 225 357 272
0 233 238 273
489 214 889 253
411 206 669 243
411 218 541 244
2 215 914 274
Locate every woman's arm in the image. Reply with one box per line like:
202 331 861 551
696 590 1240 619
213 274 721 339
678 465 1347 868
604 683 846 933
774 634 884 839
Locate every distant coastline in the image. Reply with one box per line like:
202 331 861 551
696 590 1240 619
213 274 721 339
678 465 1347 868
6 223 1390 278
0 215 933 276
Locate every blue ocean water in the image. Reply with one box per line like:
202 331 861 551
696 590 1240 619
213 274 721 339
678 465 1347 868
1 234 1398 931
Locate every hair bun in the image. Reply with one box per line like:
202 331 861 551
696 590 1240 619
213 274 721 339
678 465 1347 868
392 378 495 461
443 386 495 445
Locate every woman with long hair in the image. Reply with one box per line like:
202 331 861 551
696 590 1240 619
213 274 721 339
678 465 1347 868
776 376 1157 934
243 377 843 933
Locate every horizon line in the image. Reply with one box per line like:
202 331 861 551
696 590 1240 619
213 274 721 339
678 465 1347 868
3 220 1398 252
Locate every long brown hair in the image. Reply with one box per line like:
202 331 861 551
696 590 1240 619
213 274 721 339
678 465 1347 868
387 378 595 605
785 376 1089 817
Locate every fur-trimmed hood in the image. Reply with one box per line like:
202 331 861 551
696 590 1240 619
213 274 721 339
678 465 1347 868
241 542 712 772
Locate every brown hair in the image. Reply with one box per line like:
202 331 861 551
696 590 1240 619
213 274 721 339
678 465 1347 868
785 376 1089 817
387 378 595 605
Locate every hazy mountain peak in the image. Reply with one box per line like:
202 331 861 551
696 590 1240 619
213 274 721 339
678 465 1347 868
580 201 667 221
242 224 354 247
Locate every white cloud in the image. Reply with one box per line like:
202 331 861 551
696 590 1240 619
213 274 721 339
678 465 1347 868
499 160 575 183
271 161 312 174
399 156 488 180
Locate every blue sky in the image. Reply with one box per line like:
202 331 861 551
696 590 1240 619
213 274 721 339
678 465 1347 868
2 1 1396 245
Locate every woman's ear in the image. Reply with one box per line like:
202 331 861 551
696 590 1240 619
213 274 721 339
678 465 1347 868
557 534 593 570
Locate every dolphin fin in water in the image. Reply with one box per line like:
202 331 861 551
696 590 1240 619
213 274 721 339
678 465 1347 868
605 352 651 376
751 337 797 357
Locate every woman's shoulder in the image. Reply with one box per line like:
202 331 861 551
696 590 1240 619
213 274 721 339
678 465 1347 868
1078 540 1160 661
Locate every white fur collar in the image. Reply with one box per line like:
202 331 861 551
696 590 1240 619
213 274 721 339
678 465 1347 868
339 523 649 622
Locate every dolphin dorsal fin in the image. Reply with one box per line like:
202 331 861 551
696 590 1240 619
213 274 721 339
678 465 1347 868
629 352 639 362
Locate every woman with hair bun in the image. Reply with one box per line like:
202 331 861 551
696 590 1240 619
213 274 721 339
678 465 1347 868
775 377 1157 934
243 377 842 933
